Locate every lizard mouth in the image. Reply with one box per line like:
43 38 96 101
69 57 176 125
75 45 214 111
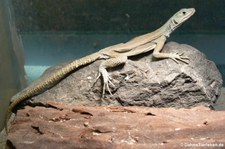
183 8 196 22
175 8 195 29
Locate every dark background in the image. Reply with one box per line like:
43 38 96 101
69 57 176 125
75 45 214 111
11 0 225 33
10 0 225 85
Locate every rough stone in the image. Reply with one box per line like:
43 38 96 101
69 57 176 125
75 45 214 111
30 42 223 108
213 87 225 110
6 104 225 149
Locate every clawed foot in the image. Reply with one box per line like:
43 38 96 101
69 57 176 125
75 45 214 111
102 74 115 98
169 52 189 64
93 71 115 98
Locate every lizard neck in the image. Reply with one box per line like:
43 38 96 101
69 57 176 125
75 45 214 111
151 15 180 39
159 18 177 38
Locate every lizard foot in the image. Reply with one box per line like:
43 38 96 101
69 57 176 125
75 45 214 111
92 70 115 98
102 73 115 98
169 52 189 64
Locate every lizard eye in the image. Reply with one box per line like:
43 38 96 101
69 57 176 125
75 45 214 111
182 11 186 15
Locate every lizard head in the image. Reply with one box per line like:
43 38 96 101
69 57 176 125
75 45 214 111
167 8 195 34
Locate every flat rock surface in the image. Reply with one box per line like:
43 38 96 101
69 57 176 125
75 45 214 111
30 42 223 108
6 104 225 149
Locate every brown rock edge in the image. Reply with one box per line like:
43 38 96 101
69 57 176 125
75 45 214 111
7 102 225 149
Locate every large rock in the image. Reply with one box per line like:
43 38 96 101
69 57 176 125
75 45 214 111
30 42 223 108
3 42 224 148
6 104 225 148
213 87 225 110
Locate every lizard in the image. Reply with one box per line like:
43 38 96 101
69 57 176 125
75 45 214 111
4 8 195 132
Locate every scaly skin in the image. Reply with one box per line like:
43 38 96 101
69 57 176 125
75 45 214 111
5 52 102 132
5 8 195 132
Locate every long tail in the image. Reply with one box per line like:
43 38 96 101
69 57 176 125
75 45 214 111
5 53 101 132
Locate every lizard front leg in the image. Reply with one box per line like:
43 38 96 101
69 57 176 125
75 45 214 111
152 36 189 63
99 55 127 98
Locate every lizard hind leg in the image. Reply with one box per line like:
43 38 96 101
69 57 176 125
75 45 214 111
99 56 128 98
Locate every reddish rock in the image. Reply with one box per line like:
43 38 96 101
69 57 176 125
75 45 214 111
6 103 225 149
